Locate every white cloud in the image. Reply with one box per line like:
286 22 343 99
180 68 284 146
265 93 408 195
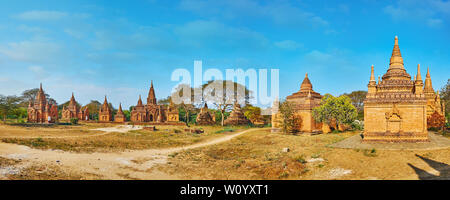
28 65 49 80
13 10 91 21
384 0 448 28
0 40 62 63
64 29 84 39
14 11 68 21
179 0 328 27
274 40 302 50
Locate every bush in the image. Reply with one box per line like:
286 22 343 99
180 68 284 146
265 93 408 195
351 120 364 130
70 118 79 125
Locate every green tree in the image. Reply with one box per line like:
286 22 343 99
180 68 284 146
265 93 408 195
278 100 300 134
85 100 101 120
313 94 358 130
243 104 262 124
440 79 450 122
341 90 367 120
20 88 57 106
0 95 22 121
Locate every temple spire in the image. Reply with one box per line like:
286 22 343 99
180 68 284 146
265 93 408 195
424 66 433 92
300 73 313 92
138 95 143 106
416 64 422 81
118 103 123 113
370 65 376 82
389 36 404 70
147 80 157 104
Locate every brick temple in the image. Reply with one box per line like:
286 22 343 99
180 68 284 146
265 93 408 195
363 36 429 143
27 83 58 123
61 93 89 121
130 81 180 124
196 103 216 125
272 73 324 133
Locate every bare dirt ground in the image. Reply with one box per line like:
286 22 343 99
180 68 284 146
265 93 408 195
1 125 448 180
159 130 450 180
0 127 260 180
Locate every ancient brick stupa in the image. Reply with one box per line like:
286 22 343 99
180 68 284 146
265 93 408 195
423 67 445 119
224 103 250 126
363 36 428 143
27 83 58 123
272 73 323 133
62 93 89 121
130 81 179 123
196 103 216 125
114 103 126 123
99 96 113 122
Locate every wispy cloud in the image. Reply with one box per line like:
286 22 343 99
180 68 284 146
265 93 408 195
274 40 303 50
179 0 328 27
384 0 449 28
0 40 63 63
14 10 68 21
13 10 90 21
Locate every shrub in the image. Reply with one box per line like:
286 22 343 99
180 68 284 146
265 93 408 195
351 120 364 130
70 118 79 125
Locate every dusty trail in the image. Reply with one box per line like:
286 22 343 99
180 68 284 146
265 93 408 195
0 127 261 180
0 125 143 139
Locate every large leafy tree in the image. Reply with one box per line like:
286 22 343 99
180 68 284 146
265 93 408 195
170 80 253 126
440 79 450 122
278 100 301 134
243 104 263 124
0 95 22 121
341 90 367 120
20 88 57 106
313 94 358 130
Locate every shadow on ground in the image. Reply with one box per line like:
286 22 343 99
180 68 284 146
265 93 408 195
408 154 449 180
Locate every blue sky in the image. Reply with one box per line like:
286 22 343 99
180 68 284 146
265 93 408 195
0 0 449 109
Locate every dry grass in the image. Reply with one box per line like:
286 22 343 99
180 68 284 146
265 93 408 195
160 130 450 180
0 124 246 153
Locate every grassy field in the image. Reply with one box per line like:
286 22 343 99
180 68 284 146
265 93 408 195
0 123 247 153
159 129 450 180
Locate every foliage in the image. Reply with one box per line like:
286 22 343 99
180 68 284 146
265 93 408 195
85 100 101 119
70 118 79 125
341 90 367 120
242 104 263 124
351 120 364 131
313 94 358 128
427 111 445 129
20 88 57 106
278 100 301 134
0 95 22 121
441 79 450 122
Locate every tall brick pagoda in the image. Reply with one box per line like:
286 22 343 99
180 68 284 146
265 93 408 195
61 93 89 121
363 36 428 143
27 83 58 123
99 96 113 122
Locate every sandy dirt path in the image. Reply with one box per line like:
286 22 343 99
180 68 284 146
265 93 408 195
0 127 261 180
0 125 144 139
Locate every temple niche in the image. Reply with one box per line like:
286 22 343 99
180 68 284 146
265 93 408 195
99 96 113 122
27 83 58 123
272 73 324 133
224 103 250 126
114 103 126 123
196 103 216 125
61 93 89 121
363 36 428 143
130 81 180 124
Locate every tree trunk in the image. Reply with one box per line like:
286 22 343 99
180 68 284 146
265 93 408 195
221 110 225 126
